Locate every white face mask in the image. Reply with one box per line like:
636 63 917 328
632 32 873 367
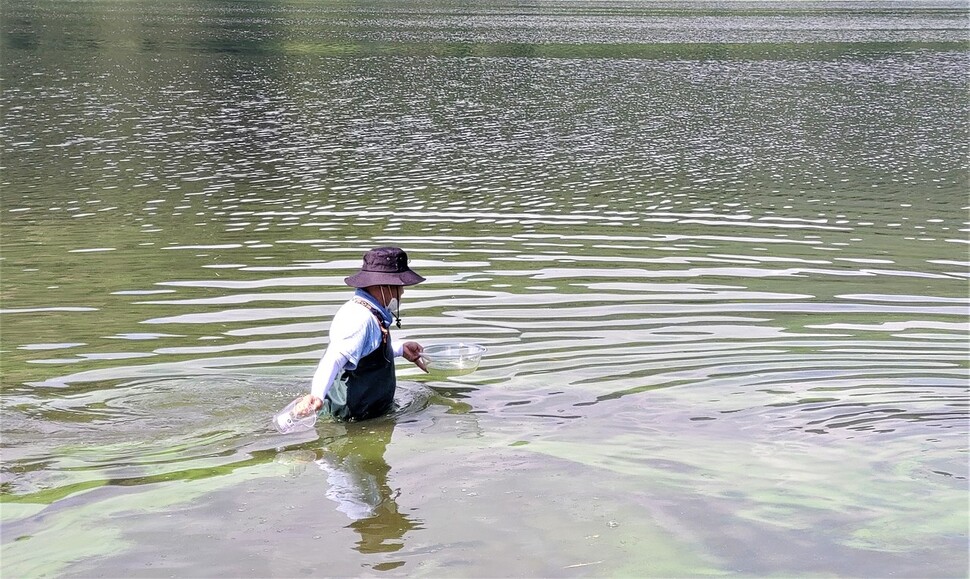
382 286 402 328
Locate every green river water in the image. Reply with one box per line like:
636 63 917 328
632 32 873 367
1 0 968 576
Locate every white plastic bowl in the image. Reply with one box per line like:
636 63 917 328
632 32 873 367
420 343 486 378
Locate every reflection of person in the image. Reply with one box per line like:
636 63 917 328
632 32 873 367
294 247 428 421
315 421 421 554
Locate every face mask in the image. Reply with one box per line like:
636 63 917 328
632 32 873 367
382 286 402 328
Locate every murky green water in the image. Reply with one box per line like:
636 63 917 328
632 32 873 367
2 0 968 576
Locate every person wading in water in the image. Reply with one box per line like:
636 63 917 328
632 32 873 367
293 246 428 421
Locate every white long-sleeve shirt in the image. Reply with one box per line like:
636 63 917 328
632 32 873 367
309 292 405 401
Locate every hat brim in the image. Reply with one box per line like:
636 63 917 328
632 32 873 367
344 269 425 288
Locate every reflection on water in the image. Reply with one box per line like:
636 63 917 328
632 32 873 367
275 422 422 560
1 0 968 576
317 422 421 555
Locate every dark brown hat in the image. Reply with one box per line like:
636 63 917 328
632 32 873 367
344 247 425 288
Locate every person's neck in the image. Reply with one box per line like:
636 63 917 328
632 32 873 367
355 289 392 325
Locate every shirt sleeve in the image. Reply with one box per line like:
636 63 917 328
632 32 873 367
309 348 349 400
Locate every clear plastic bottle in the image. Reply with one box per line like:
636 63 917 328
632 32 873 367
273 397 318 434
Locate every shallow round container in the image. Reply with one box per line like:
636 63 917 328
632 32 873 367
420 343 486 378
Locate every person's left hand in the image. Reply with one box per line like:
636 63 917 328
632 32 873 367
402 341 427 372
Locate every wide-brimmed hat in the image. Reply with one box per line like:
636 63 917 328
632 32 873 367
344 247 426 288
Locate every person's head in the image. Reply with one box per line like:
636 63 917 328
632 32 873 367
345 247 425 325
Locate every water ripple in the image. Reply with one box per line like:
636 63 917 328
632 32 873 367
1 4 967 574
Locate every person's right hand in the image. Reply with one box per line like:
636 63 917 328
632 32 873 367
294 394 322 417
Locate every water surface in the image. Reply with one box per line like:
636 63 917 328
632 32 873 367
1 0 968 576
